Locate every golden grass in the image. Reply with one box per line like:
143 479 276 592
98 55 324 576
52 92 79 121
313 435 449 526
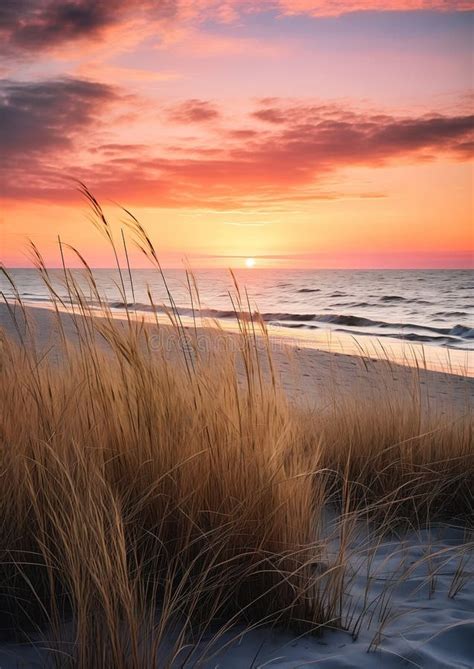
0 188 472 666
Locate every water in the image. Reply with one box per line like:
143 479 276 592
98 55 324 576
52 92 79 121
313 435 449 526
1 268 473 351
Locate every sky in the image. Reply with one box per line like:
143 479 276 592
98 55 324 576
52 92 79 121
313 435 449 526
0 1 473 268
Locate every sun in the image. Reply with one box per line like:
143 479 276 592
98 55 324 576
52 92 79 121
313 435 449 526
245 257 256 268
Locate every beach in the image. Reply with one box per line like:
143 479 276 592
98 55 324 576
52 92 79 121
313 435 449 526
0 297 473 668
1 302 472 413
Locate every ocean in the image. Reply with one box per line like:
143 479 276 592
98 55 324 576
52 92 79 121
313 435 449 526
1 268 473 351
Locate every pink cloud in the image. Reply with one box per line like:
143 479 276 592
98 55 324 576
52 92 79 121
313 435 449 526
2 84 472 208
167 99 221 123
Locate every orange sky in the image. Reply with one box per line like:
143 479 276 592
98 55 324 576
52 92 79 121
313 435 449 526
0 1 473 268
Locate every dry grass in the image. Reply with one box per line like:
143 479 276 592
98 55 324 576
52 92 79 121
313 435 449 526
0 189 472 667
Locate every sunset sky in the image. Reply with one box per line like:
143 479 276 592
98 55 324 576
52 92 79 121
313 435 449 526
1 1 473 268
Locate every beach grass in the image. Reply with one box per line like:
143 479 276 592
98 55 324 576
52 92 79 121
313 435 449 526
0 190 472 667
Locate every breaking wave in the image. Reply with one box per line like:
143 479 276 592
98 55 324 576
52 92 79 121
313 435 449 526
108 301 473 349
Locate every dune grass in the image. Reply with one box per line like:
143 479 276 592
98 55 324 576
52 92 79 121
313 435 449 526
0 189 472 667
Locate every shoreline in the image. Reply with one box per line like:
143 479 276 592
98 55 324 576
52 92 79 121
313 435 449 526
1 302 472 414
5 299 474 376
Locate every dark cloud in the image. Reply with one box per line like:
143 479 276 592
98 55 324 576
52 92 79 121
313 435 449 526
0 77 120 200
0 0 175 57
1 0 114 55
369 115 474 154
248 104 474 168
0 78 118 156
168 99 221 124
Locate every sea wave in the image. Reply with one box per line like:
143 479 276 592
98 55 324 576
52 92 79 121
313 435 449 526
380 295 405 302
380 295 433 305
107 301 473 347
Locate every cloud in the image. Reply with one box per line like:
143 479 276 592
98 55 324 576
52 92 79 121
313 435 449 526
1 0 114 54
1 1 471 58
0 77 122 200
1 92 472 207
249 102 474 164
91 104 474 206
0 78 118 156
0 0 175 58
168 99 221 123
252 107 287 124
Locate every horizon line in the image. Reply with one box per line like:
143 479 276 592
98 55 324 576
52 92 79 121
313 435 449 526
4 266 473 272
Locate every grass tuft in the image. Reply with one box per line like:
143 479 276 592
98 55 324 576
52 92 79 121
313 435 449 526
0 188 472 666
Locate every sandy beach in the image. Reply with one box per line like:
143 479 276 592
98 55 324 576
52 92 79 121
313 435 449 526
1 302 472 414
1 300 473 668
